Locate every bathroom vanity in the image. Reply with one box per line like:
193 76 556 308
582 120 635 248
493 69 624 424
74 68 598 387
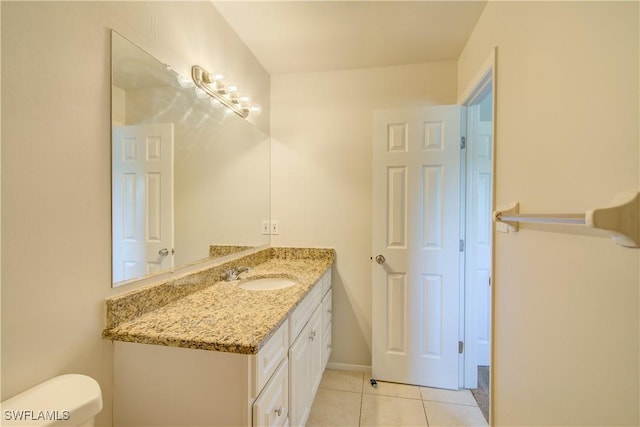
108 31 333 427
104 247 334 427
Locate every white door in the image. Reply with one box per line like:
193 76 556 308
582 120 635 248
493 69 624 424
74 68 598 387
372 106 462 390
466 106 492 369
112 123 175 283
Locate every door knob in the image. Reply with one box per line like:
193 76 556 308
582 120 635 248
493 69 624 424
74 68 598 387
158 248 169 257
375 254 385 264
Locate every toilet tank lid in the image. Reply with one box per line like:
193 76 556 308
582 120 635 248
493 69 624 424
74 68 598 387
0 374 103 426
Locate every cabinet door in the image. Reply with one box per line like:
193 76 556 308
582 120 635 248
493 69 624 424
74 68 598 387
322 290 332 334
323 324 332 369
253 358 289 427
289 322 311 427
309 305 324 396
322 290 333 369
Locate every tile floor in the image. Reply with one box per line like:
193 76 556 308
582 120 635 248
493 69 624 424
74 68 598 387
307 369 488 427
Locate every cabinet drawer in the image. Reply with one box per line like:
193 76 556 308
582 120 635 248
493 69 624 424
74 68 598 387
322 289 332 333
255 319 289 396
321 269 332 295
253 358 289 427
289 284 322 341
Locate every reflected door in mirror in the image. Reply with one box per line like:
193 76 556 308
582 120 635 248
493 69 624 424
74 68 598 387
111 31 271 287
112 123 175 282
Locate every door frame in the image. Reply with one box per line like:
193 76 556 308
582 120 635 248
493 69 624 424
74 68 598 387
457 47 497 403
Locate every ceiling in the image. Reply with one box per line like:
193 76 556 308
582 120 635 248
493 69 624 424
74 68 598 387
212 1 487 75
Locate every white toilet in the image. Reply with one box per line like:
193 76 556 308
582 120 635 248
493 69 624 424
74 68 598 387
0 374 102 426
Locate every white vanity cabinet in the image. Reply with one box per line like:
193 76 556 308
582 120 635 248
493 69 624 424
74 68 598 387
114 319 290 427
288 269 332 427
289 305 321 426
322 285 332 369
112 267 332 427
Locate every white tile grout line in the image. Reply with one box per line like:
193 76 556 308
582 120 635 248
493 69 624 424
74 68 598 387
358 388 363 427
422 398 431 427
316 371 483 427
359 372 364 427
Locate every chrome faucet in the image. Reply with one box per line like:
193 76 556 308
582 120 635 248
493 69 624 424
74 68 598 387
221 266 250 282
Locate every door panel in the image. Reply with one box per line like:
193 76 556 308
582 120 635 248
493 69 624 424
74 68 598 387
420 274 443 358
387 167 408 248
372 106 461 390
112 123 174 283
422 165 443 248
387 273 407 354
465 105 493 374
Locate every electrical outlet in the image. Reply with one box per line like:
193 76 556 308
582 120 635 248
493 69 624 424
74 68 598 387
270 220 279 235
261 220 270 235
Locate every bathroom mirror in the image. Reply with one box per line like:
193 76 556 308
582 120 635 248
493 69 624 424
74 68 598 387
111 31 270 287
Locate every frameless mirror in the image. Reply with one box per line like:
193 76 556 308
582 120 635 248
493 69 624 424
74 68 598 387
111 31 270 287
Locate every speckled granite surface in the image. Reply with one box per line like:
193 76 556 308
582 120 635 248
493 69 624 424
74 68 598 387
105 249 274 329
209 245 253 258
103 247 334 354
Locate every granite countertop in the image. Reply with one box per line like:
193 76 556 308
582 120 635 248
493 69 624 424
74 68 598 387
103 248 334 355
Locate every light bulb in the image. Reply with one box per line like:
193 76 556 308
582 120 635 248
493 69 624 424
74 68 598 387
215 83 227 94
177 74 194 88
194 87 208 99
250 104 262 114
227 85 240 103
212 74 227 93
239 96 251 108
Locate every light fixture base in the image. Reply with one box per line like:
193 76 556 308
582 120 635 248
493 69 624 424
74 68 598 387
191 65 250 119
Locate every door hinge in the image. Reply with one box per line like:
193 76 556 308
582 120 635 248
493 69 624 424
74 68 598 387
459 239 465 252
460 136 466 149
459 341 464 354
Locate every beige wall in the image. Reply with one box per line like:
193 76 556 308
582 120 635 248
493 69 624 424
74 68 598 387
270 62 458 367
3 2 638 426
458 2 639 425
1 2 269 425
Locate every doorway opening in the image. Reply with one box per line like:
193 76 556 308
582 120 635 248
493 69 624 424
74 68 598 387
459 51 495 424
370 49 495 424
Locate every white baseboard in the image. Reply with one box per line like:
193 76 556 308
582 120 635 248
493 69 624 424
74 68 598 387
326 362 372 373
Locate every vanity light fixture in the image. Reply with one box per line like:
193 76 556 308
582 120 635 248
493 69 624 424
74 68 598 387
191 65 261 119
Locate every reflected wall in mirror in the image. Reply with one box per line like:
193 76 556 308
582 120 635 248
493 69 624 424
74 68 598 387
111 31 270 287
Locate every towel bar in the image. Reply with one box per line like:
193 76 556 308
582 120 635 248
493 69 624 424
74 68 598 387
493 192 639 248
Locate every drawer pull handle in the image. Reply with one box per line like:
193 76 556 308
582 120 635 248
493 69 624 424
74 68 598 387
327 309 332 314
309 330 316 341
275 406 283 417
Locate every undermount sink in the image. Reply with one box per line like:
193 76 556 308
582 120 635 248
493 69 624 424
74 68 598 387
238 277 297 291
